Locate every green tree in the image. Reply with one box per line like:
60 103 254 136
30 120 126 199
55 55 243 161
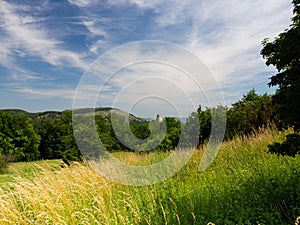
96 114 130 152
0 111 40 161
35 111 81 161
226 89 276 139
163 117 181 149
184 105 226 148
198 106 212 145
261 0 300 156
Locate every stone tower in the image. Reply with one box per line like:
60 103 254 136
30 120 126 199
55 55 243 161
156 114 163 123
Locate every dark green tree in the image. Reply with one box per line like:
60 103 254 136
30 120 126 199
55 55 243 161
35 111 81 161
226 89 276 139
0 111 40 161
261 0 300 156
198 106 212 144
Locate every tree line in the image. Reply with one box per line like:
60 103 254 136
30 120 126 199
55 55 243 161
0 89 277 164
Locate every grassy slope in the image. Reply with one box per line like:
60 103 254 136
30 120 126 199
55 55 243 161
0 128 299 225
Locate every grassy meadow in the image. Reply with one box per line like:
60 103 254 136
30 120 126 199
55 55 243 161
0 128 299 225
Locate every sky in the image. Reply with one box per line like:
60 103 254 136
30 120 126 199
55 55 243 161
0 0 294 118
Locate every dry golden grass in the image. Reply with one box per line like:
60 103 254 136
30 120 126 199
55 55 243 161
0 162 122 224
112 151 171 166
0 127 298 225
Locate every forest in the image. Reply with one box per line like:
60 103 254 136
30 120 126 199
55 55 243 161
0 89 277 163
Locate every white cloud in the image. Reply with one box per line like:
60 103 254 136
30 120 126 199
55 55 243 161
178 0 293 86
73 41 222 117
15 88 89 103
68 0 95 7
11 68 43 81
0 1 87 70
89 40 109 54
83 20 108 37
0 40 13 68
99 0 293 90
16 88 76 99
0 0 295 113
110 0 162 9
100 0 293 110
81 19 112 54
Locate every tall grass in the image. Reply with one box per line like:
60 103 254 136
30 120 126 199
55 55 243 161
0 128 299 225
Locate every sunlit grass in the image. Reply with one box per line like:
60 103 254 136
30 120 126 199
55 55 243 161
0 128 299 224
112 150 171 166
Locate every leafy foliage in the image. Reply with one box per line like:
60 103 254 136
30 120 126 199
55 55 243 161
0 111 40 162
184 90 276 146
35 111 81 162
226 89 276 139
261 0 300 156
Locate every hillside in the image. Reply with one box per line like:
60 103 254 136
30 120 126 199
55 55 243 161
0 109 62 119
72 107 145 123
0 107 145 122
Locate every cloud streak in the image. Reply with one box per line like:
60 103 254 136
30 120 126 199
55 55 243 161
70 0 293 88
0 1 87 71
0 0 295 114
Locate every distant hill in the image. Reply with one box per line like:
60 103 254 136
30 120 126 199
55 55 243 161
0 107 145 122
0 109 62 119
72 107 145 123
1 109 32 117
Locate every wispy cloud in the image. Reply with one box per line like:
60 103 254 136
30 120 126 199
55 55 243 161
0 0 294 114
68 0 95 8
0 1 87 70
183 0 293 80
81 18 113 54
73 41 223 117
69 0 293 86
16 88 76 99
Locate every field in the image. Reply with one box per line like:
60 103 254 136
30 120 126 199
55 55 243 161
0 128 299 225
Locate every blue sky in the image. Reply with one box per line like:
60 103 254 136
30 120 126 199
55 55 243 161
0 0 294 117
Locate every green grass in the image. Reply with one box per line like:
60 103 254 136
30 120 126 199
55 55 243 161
0 128 299 224
0 160 62 185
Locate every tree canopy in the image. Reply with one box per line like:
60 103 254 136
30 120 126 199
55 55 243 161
261 0 300 130
261 0 300 156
